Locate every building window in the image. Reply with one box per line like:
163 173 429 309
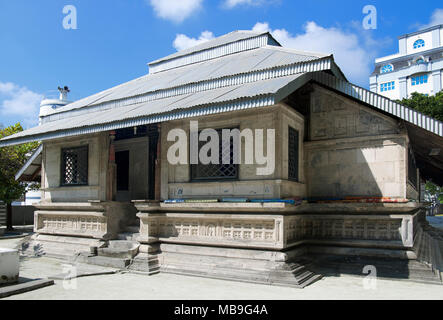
413 39 425 49
61 146 88 186
380 81 395 92
288 127 299 181
411 74 428 86
380 64 393 73
191 128 238 181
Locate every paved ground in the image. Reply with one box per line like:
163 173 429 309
1 237 442 300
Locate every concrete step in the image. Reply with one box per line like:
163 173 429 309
286 263 308 274
310 254 442 285
76 253 131 269
128 253 160 275
97 240 140 259
158 251 322 289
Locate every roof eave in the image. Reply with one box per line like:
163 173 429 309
15 144 43 181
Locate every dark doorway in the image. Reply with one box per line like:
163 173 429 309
116 150 129 191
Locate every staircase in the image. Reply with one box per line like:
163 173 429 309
74 217 159 274
414 222 443 282
158 247 322 288
0 202 6 227
310 254 442 285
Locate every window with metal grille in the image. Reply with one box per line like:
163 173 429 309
288 126 299 181
61 146 88 186
191 128 238 181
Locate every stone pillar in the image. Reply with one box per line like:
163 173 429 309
40 145 46 202
107 131 117 201
154 124 161 201
135 201 161 253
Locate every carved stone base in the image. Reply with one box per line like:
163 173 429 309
20 234 105 260
128 253 160 275
34 201 138 241
156 243 321 288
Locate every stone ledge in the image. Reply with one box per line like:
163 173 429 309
35 210 106 218
133 201 422 215
35 202 106 212
0 278 54 299
295 203 422 215
134 201 299 213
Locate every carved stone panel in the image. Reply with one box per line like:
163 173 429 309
138 213 284 249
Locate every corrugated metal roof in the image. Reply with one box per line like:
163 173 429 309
0 29 441 148
43 46 327 120
2 69 442 146
149 30 270 65
41 57 333 124
0 74 305 146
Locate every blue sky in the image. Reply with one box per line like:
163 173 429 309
0 0 442 128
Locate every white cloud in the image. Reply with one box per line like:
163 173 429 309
420 8 443 29
0 82 17 94
0 82 43 127
223 0 269 8
252 22 385 86
173 31 215 51
148 0 203 23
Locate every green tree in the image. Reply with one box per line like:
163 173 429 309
0 123 39 230
397 91 443 209
396 91 443 122
424 181 443 216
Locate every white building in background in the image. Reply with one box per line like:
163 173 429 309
14 87 72 211
370 24 443 100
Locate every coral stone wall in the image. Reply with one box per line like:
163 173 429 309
305 84 412 199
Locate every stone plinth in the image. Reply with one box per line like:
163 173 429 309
23 201 137 258
135 201 287 250
132 200 426 287
0 248 19 285
134 201 423 253
34 201 137 240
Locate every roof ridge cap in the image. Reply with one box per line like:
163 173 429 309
263 45 329 58
148 31 270 67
